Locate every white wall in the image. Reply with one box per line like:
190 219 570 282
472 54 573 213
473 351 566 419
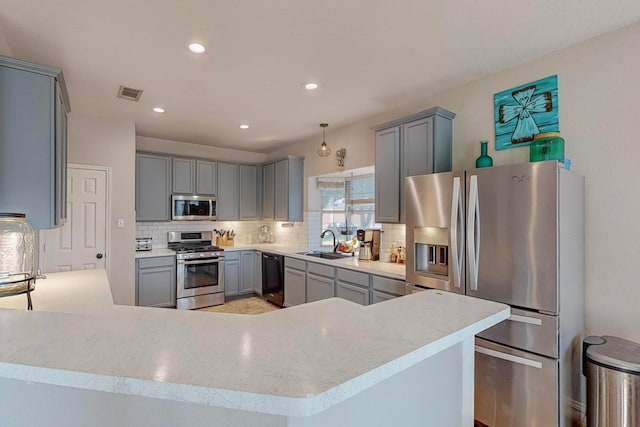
0 29 12 56
68 114 136 305
269 23 640 343
137 136 267 164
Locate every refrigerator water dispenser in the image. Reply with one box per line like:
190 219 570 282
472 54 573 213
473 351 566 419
413 227 449 277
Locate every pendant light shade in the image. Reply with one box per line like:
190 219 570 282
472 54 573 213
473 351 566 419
317 123 331 157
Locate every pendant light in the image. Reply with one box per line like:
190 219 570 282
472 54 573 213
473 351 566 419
317 123 331 157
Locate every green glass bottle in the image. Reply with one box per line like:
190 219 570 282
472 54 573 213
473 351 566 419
475 140 493 168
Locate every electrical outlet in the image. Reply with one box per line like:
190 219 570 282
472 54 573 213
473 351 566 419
117 218 125 228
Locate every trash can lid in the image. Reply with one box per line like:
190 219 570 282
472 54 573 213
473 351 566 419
586 335 640 374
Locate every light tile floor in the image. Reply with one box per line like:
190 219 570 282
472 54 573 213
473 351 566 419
198 296 281 315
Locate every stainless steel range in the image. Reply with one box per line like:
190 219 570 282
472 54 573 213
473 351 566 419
168 231 225 310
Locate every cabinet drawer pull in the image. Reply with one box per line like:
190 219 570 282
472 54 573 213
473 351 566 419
475 346 542 369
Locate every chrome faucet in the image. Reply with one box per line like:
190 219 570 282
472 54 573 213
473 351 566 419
320 229 338 252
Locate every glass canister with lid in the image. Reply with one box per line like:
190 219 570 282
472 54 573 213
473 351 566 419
0 213 36 295
530 132 565 162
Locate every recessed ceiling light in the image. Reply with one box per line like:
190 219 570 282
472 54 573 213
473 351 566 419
239 124 250 130
188 42 206 54
303 82 319 90
153 107 165 113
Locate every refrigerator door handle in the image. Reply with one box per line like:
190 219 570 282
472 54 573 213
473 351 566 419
475 345 543 369
450 176 463 288
467 175 480 291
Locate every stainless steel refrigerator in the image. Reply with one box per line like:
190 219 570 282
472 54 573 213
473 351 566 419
405 160 584 426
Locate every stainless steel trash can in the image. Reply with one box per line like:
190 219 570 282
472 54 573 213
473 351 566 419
583 335 640 427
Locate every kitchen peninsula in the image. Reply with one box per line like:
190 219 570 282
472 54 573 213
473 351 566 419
0 270 509 426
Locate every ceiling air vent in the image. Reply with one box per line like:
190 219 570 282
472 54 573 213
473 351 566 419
117 85 143 101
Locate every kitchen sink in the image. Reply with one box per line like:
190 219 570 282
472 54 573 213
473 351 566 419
296 251 353 260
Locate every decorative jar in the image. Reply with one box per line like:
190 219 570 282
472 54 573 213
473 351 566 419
0 213 35 295
530 132 565 162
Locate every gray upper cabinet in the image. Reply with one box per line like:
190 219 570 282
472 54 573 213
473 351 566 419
239 164 259 220
217 162 239 220
172 158 195 194
0 55 70 229
373 107 455 223
196 160 217 195
271 156 304 222
262 162 275 219
136 153 171 221
134 153 299 222
374 127 401 223
172 158 217 195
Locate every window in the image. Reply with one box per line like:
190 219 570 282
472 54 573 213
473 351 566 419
317 173 378 246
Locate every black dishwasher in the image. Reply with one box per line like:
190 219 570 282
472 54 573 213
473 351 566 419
262 252 284 307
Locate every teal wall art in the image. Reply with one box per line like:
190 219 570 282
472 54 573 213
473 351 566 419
494 74 559 150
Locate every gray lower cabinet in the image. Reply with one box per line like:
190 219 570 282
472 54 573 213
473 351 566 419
239 250 260 295
284 257 306 306
0 56 70 229
136 153 172 221
172 158 195 194
283 258 402 306
239 164 259 220
227 250 260 297
217 162 239 220
136 256 176 308
336 268 370 305
196 160 217 195
372 291 396 303
265 156 304 222
253 251 263 295
374 107 455 223
306 262 335 303
224 251 240 297
307 273 335 302
371 275 406 303
337 282 370 305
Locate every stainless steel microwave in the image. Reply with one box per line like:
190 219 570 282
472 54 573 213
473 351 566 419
171 195 217 221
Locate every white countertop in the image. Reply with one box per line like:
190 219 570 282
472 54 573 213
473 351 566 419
0 269 508 417
136 244 407 280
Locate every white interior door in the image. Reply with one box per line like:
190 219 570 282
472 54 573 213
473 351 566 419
41 166 107 273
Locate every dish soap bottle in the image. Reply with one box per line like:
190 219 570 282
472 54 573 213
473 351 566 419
475 140 493 168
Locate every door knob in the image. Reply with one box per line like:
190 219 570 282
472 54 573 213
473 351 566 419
96 253 103 259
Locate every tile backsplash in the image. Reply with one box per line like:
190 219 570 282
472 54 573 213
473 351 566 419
136 215 310 248
136 214 403 250
380 223 406 250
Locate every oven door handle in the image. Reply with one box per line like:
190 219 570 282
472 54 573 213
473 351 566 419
178 258 224 265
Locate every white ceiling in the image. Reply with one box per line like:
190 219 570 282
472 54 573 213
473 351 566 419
1 1 639 153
